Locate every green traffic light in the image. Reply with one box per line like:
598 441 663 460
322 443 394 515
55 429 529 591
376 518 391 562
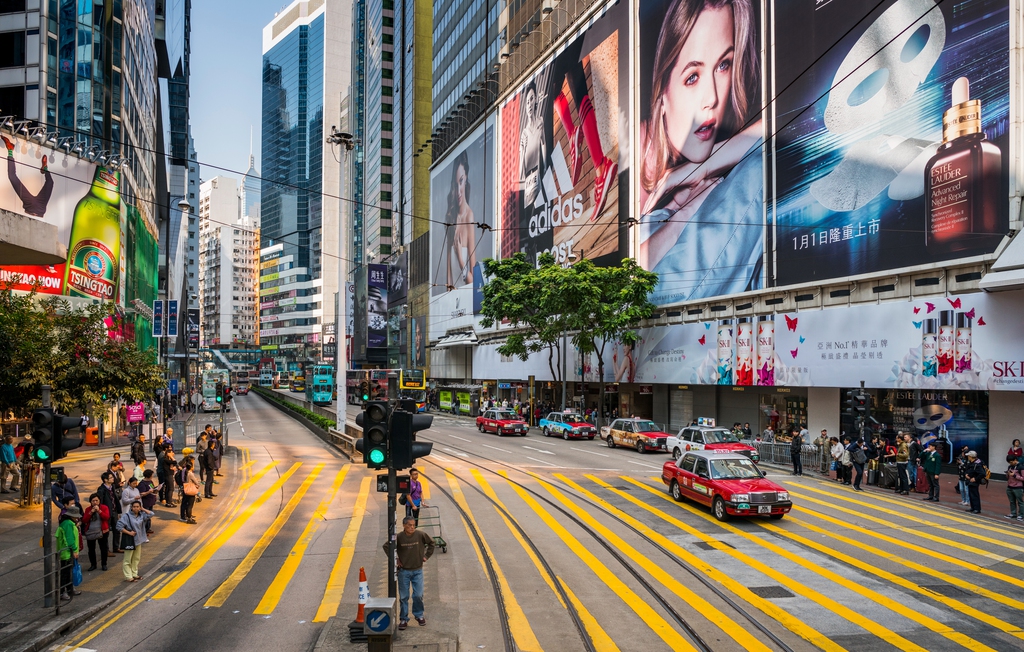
33 448 52 462
368 449 385 464
216 396 222 402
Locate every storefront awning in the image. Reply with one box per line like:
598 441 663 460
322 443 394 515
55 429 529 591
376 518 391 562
434 332 478 348
981 232 1024 292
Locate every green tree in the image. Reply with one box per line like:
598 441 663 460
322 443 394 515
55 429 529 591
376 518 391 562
478 252 569 389
0 286 164 417
562 259 658 427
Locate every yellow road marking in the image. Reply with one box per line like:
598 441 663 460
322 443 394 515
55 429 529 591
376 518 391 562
61 466 254 649
420 473 431 500
154 462 302 599
448 473 491 582
794 483 1024 556
535 474 771 652
782 515 1024 639
240 460 279 490
253 465 349 614
446 472 544 651
788 489 1024 571
470 469 565 609
205 464 326 607
558 577 620 652
239 459 256 473
314 475 372 622
506 479 696 652
558 474 841 652
620 476 943 652
789 500 1024 589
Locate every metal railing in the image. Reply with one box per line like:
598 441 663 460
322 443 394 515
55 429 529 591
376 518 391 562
749 441 831 473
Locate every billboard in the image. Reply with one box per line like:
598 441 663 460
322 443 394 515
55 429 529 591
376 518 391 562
637 0 764 305
772 0 1010 286
411 315 426 367
621 289 1024 391
388 251 408 307
367 263 388 348
0 134 124 301
499 0 630 268
429 119 495 340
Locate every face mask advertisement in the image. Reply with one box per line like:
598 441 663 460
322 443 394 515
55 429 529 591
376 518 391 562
772 0 1009 287
622 290 1024 391
637 0 764 305
499 0 630 269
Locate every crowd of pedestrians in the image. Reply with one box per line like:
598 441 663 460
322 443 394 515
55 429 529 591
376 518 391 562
51 424 226 598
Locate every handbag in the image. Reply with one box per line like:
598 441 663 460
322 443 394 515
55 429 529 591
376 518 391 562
72 559 83 586
398 494 407 505
183 481 199 496
118 516 136 550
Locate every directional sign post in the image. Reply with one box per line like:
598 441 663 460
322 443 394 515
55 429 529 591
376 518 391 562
363 596 396 651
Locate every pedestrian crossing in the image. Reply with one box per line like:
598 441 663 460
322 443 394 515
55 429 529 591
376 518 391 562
57 446 1024 652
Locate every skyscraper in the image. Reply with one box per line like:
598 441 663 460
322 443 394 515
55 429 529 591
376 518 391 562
259 0 352 369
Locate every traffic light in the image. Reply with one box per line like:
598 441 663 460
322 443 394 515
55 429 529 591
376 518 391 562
844 389 857 416
53 412 84 460
853 392 870 416
359 380 371 402
223 386 232 405
31 408 54 463
356 401 389 469
390 410 433 470
215 382 224 404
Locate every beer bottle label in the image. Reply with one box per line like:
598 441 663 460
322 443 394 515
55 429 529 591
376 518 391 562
66 239 116 299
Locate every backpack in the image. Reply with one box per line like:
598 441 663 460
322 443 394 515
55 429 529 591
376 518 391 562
982 464 991 485
852 447 867 465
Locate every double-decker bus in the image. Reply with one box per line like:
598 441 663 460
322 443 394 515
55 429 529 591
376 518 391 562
399 369 427 412
306 364 334 406
235 370 251 392
289 375 306 392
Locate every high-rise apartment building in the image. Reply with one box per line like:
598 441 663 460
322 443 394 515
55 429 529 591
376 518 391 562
199 174 259 348
259 0 351 369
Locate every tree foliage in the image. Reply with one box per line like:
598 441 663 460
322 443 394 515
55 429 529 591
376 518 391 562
0 286 165 418
478 254 658 421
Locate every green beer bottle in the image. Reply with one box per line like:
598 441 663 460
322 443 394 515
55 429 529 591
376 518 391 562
63 166 121 300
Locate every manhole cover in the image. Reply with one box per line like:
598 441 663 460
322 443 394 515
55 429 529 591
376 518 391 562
920 584 968 597
694 541 734 551
748 586 794 599
161 563 188 573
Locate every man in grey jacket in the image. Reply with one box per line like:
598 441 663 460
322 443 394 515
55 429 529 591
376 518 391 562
384 517 435 630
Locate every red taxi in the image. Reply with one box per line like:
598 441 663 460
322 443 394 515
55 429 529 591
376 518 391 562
476 409 529 436
662 450 791 521
666 424 759 463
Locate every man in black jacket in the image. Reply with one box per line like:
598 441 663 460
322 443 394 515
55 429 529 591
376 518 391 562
908 435 923 491
790 429 803 476
130 435 147 466
97 472 121 554
964 451 986 514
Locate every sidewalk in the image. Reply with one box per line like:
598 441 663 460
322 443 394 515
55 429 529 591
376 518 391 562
0 441 236 652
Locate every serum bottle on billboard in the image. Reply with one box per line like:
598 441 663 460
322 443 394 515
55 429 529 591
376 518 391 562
63 166 121 300
955 313 972 372
921 318 938 378
717 320 733 385
756 315 775 386
937 310 954 374
924 77 1002 255
735 317 753 386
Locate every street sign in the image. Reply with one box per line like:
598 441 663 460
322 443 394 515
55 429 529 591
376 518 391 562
363 597 396 635
169 379 179 395
191 392 202 406
376 474 410 493
366 610 390 633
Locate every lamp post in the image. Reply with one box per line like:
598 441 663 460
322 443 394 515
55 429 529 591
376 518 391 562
327 127 356 414
561 251 578 410
178 198 194 414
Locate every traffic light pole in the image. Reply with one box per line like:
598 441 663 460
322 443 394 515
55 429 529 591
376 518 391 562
387 372 398 600
41 385 53 609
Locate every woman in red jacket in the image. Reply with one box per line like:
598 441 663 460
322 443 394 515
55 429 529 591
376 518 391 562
82 494 110 571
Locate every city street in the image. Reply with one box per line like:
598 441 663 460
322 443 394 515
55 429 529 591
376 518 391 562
37 393 1024 651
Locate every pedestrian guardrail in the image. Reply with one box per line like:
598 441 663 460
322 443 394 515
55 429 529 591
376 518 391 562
328 421 361 461
748 441 831 473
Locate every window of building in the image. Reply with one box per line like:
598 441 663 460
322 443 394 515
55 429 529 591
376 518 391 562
0 31 25 68
0 1 26 14
0 85 24 117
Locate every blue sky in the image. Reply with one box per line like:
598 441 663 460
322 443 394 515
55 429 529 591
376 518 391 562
191 0 284 180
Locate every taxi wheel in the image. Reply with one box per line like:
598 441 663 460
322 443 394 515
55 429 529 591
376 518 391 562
670 480 684 502
563 431 570 440
769 514 785 520
636 440 645 454
542 428 549 437
713 497 730 522
673 448 682 462
606 436 616 449
478 424 484 432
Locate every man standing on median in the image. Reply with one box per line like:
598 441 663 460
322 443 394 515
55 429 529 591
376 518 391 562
384 516 436 631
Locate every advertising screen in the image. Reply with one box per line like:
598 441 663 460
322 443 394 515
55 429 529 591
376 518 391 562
0 134 123 301
499 0 630 269
367 263 388 348
637 0 764 305
388 251 408 307
772 0 1010 286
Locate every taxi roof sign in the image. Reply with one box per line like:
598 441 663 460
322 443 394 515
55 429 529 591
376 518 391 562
697 417 716 427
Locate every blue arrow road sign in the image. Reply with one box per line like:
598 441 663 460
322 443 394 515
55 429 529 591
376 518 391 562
366 610 391 633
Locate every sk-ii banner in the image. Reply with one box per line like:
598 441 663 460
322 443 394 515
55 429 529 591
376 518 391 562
167 300 178 337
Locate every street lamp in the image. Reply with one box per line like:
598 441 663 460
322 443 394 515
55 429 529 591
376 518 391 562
327 127 357 412
561 251 578 411
177 197 192 415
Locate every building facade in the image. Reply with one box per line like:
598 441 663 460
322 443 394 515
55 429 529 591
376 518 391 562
259 0 351 371
199 174 259 348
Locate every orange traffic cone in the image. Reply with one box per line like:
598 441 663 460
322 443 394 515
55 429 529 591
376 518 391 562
356 566 368 622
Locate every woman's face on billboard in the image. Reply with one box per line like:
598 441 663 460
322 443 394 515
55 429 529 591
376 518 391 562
456 163 468 207
662 5 734 164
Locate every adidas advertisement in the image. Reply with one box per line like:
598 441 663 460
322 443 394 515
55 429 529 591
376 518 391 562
498 0 630 268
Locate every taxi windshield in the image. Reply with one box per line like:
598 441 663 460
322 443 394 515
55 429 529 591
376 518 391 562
704 429 740 444
634 421 660 433
493 411 518 420
563 414 585 422
709 459 761 480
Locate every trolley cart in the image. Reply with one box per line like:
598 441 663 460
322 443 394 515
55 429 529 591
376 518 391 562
417 505 447 553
